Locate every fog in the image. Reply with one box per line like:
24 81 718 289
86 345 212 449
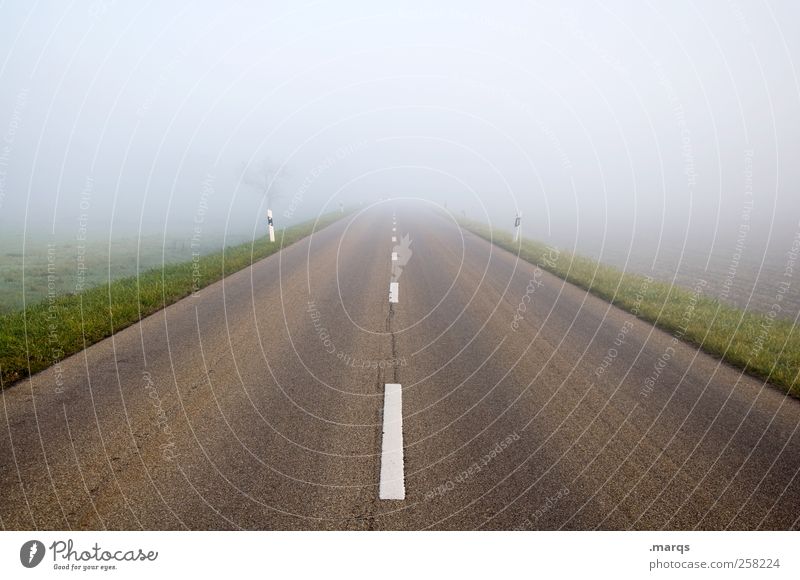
1 1 799 269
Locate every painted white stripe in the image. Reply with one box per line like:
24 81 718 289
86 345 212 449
391 236 396 242
391 252 398 261
389 282 399 303
379 383 405 500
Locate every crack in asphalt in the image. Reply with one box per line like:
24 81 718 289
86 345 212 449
386 303 400 385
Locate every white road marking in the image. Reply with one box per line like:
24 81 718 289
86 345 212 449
389 282 399 303
392 236 396 242
392 227 396 232
392 252 398 261
379 383 405 500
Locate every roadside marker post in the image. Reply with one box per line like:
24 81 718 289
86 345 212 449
513 211 522 242
268 209 275 242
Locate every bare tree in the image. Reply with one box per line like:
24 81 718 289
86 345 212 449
241 157 286 210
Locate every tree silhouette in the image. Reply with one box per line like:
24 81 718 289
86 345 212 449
241 157 286 210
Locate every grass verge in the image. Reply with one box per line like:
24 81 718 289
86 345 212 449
0 212 346 388
462 219 800 397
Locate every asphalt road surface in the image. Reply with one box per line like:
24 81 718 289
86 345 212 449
2 203 799 530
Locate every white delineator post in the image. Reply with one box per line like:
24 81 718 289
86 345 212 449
513 211 522 242
267 209 275 242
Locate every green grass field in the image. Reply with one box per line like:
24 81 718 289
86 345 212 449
0 213 345 388
462 219 800 397
0 234 252 314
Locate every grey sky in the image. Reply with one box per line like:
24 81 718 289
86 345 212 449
1 0 798 262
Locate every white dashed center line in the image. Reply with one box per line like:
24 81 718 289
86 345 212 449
380 216 404 500
379 383 405 500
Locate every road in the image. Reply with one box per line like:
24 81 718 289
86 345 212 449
2 203 799 530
